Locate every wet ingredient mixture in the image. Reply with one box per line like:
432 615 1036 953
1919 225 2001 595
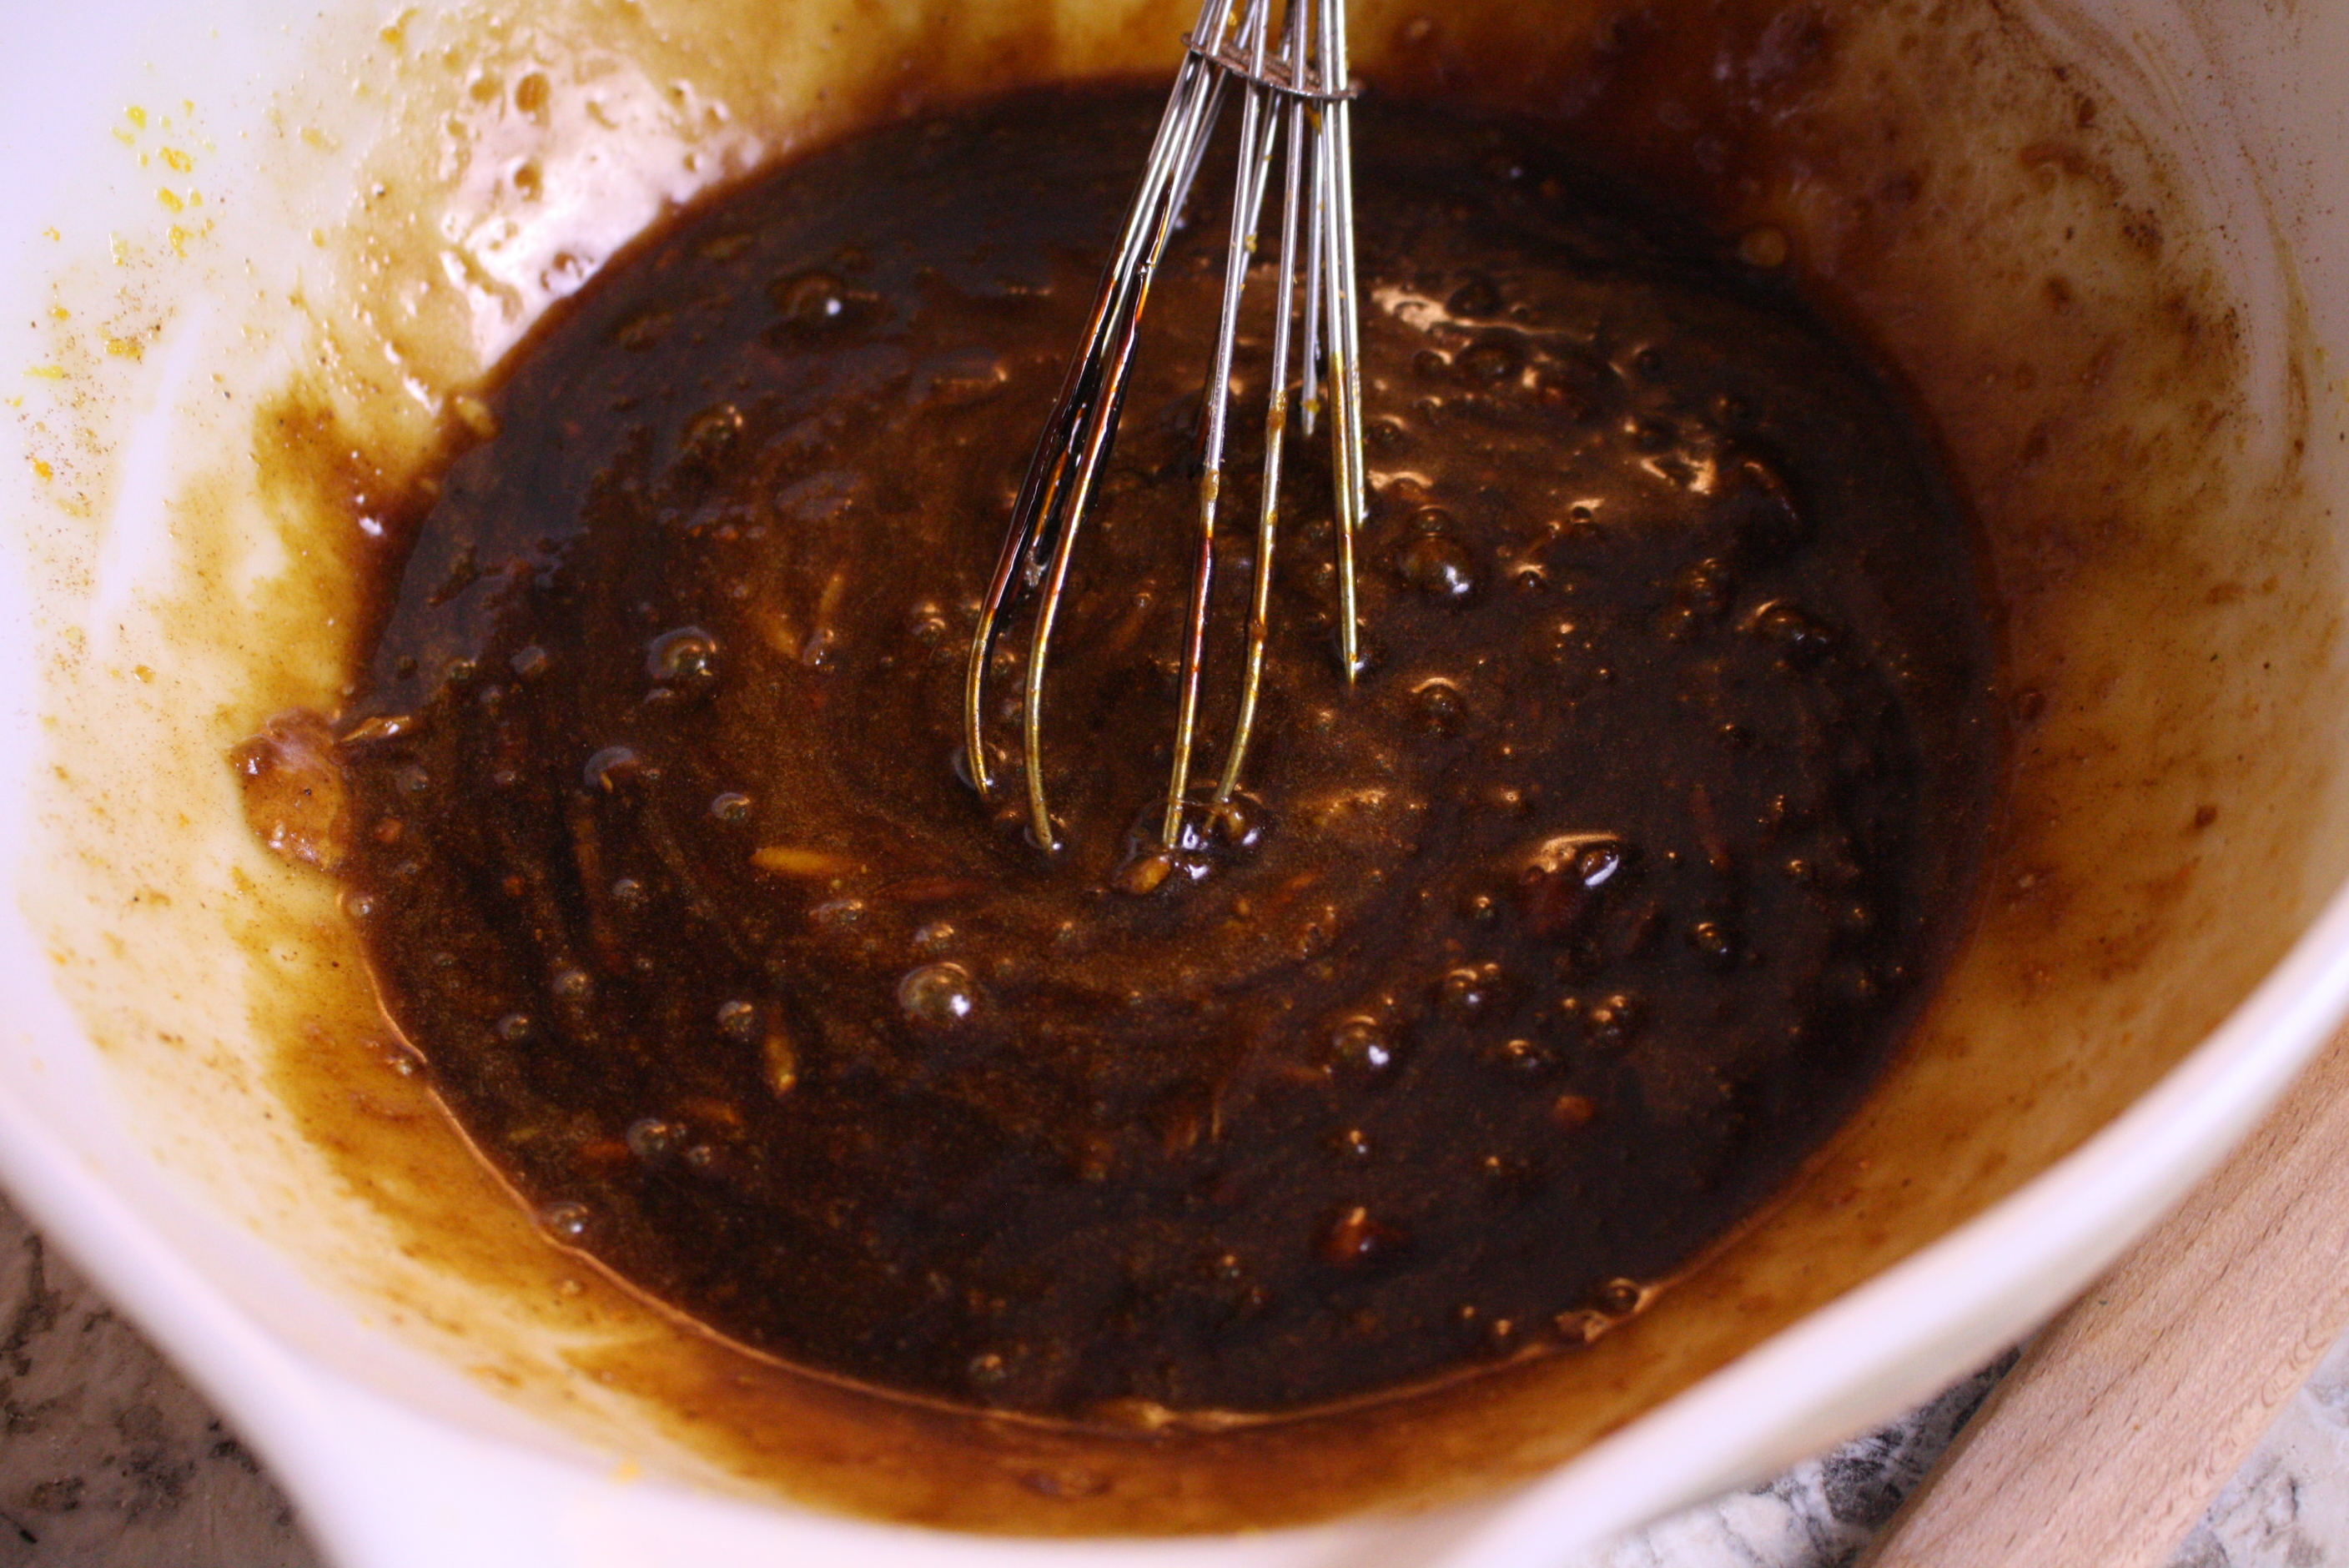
276 84 1999 1420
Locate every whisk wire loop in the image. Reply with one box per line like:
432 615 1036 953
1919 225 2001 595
1318 0 1367 681
963 0 1366 857
1212 2 1315 809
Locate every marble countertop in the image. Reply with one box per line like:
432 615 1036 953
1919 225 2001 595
0 1192 2337 1568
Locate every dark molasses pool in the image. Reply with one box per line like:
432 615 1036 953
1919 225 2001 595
243 83 1999 1421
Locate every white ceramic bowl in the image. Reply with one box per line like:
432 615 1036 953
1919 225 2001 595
4 1 2349 1564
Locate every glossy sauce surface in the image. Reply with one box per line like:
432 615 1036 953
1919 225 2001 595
299 85 1998 1420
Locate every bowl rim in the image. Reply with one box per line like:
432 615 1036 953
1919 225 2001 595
2 0 2345 1557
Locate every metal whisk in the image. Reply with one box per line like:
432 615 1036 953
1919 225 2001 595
962 0 1367 861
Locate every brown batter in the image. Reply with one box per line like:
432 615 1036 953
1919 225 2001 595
242 84 1999 1421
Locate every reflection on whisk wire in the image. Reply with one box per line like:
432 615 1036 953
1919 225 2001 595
961 0 1367 859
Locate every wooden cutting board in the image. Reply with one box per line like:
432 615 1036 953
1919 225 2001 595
1861 1022 2349 1567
